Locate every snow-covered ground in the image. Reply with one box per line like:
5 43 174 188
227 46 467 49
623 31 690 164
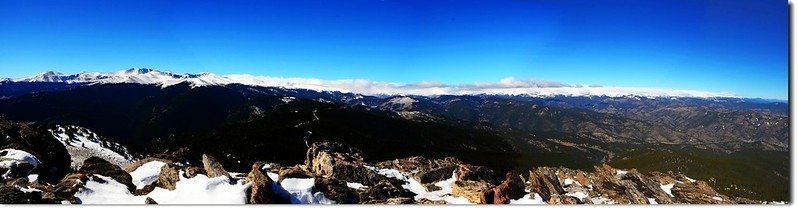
74 160 337 204
280 178 334 204
75 173 251 204
509 193 547 204
50 125 134 168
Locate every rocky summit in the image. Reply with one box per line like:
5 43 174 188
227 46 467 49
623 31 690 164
0 141 776 204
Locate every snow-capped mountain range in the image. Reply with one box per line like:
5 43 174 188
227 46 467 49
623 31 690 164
7 68 736 98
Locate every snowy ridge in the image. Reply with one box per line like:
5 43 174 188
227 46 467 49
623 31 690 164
14 68 735 98
50 125 135 168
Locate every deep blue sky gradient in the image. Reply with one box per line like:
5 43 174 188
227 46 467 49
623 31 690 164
0 0 788 99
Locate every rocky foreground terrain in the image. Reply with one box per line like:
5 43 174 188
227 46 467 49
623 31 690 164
0 140 776 204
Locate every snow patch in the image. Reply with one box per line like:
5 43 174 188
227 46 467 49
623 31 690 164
266 172 279 182
647 198 658 204
562 178 574 186
16 185 41 193
402 171 472 204
346 182 367 190
280 178 334 204
75 173 251 204
615 170 628 176
509 193 547 204
364 165 408 180
129 161 167 189
660 183 675 197
27 174 38 183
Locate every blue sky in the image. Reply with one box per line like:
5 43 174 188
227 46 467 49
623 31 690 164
0 0 788 99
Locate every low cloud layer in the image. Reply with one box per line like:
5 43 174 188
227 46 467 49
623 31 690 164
223 75 735 98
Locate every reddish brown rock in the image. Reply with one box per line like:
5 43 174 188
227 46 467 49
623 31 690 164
492 172 526 204
527 167 565 202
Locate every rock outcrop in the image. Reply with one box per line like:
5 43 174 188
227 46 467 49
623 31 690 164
456 164 501 185
491 172 526 204
77 157 135 192
245 162 291 204
202 154 232 180
144 197 157 204
0 120 73 184
527 167 566 202
313 177 359 204
277 165 313 182
156 164 179 191
305 142 415 204
451 180 493 204
521 164 757 205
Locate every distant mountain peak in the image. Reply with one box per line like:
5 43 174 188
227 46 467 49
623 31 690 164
124 68 155 74
11 68 738 99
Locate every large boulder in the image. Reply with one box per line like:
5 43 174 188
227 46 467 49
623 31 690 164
415 166 458 184
492 172 526 204
156 164 179 191
245 162 291 204
313 177 360 204
456 164 501 184
144 197 158 204
621 169 674 204
359 180 416 204
671 180 733 204
590 165 648 204
527 167 565 202
305 142 364 176
451 180 493 204
77 157 135 192
305 142 395 187
202 154 232 181
48 173 90 204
